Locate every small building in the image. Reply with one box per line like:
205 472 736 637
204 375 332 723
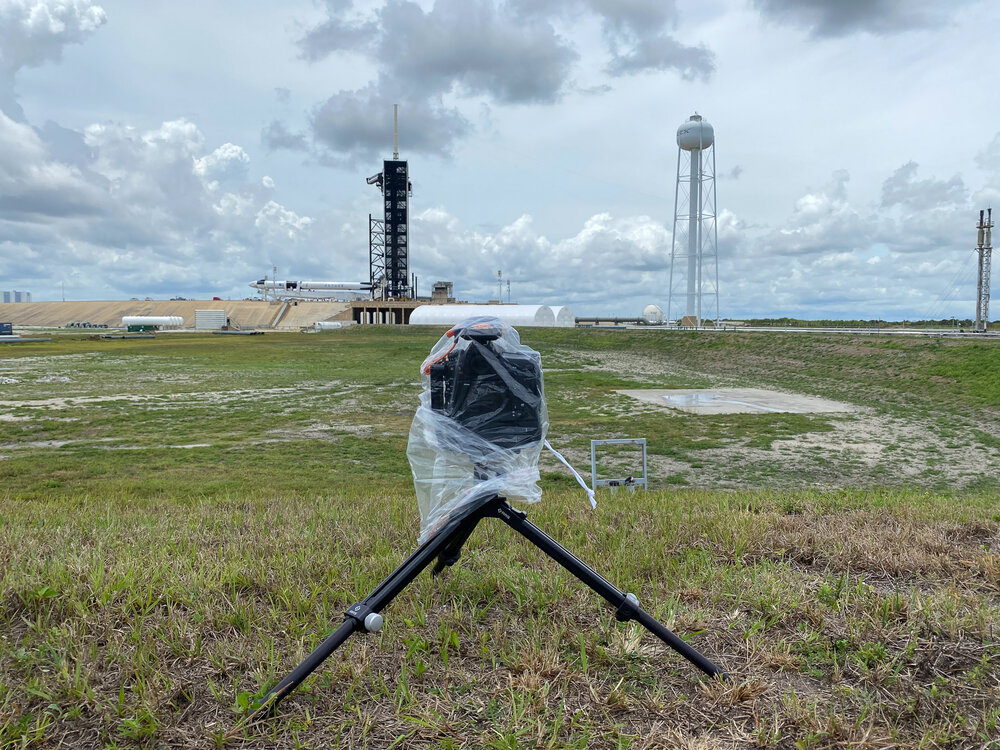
194 310 228 330
431 281 455 304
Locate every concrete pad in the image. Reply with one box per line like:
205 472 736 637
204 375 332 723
618 388 856 415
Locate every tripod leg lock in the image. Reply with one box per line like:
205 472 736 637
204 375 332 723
494 502 526 525
345 602 384 633
615 593 640 622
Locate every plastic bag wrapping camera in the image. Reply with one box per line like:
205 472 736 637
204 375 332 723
407 317 549 543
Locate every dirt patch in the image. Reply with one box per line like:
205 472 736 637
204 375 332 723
577 349 707 382
665 410 999 491
0 385 343 412
264 421 370 442
575 351 1000 492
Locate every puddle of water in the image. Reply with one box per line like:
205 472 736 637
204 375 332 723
662 392 783 413
621 388 855 415
663 392 718 406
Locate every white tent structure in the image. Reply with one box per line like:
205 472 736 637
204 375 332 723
122 316 183 329
549 306 576 327
409 304 557 327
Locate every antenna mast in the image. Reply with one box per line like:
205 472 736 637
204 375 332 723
393 104 399 160
975 208 993 332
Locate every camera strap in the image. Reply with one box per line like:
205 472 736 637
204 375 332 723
544 439 597 510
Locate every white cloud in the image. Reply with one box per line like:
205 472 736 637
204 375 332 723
719 160 982 320
881 162 966 211
410 207 670 307
975 132 1000 176
0 0 107 73
193 142 251 185
254 199 313 240
212 191 254 218
1 112 315 299
0 108 102 216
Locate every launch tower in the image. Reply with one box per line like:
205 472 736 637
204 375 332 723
368 105 413 299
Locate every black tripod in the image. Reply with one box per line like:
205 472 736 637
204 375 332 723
249 494 728 720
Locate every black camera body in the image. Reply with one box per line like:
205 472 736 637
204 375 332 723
427 320 544 453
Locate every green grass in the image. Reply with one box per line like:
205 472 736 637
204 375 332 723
1 328 999 748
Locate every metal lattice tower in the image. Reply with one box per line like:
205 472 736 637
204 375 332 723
369 214 386 296
367 105 412 299
975 208 993 333
667 113 719 327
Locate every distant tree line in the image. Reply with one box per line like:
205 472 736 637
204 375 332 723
739 317 985 329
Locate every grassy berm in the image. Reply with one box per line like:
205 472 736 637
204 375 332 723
1 328 999 749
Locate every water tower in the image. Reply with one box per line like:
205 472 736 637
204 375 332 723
667 113 719 326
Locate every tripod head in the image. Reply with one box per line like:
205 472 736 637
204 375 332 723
408 316 548 541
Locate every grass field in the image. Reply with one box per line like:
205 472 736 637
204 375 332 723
1 327 999 749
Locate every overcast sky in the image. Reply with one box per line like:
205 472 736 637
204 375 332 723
2 0 999 319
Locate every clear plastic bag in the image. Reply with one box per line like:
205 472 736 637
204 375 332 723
407 317 549 542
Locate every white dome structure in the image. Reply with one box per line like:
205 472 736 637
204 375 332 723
549 305 576 327
409 305 557 327
642 304 664 324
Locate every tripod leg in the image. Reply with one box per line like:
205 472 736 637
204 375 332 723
490 502 728 680
249 505 489 720
247 620 356 720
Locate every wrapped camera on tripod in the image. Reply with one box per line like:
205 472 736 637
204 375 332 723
407 317 548 541
253 317 725 720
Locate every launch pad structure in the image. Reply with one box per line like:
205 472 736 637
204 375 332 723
367 105 413 300
348 298 421 325
247 107 418 314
